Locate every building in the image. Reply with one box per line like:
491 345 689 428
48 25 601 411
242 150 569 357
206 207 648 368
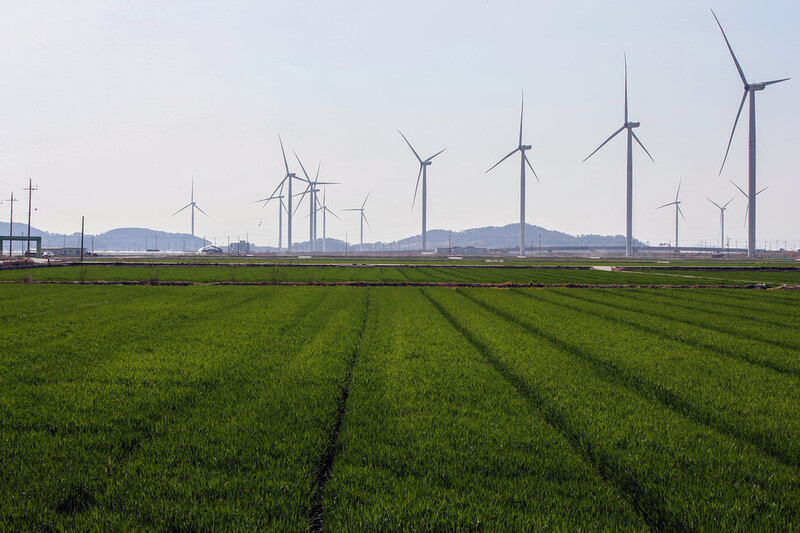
41 247 87 257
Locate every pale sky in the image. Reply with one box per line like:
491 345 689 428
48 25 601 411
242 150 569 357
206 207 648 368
1 1 798 249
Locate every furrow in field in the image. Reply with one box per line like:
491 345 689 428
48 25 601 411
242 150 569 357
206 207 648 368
94 288 367 531
610 289 800 349
569 289 800 376
592 290 800 352
308 289 370 532
497 288 800 467
424 288 800 530
421 289 658 530
321 288 645 531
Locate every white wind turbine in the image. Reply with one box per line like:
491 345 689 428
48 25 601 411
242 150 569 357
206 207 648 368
294 155 337 252
656 180 685 248
486 93 539 256
730 180 768 234
706 196 734 250
316 188 340 253
712 9 789 258
398 130 445 251
258 187 286 251
257 135 307 252
172 180 207 238
344 192 370 249
583 56 653 258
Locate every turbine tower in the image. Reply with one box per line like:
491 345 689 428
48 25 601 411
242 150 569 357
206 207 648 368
706 196 734 250
486 93 539 256
656 180 685 248
712 10 789 258
316 188 340 253
258 189 286 251
398 130 445 251
344 192 370 249
583 56 653 258
172 180 207 237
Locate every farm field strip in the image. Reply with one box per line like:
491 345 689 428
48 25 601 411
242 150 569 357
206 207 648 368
594 288 800 352
322 288 645 531
626 288 798 328
559 289 800 377
4 264 800 286
422 288 800 530
478 288 800 467
1 286 370 530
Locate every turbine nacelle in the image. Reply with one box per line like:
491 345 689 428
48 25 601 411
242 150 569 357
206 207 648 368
625 121 640 129
520 144 532 151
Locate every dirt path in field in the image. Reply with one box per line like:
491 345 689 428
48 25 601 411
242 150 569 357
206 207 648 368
2 279 798 289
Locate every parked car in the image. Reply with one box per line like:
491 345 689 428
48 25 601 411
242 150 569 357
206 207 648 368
42 251 54 258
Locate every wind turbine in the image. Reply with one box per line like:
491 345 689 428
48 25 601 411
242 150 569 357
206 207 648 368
294 155 337 252
712 9 789 258
172 180 207 237
486 93 539 256
258 187 286 251
583 56 653 258
730 180 768 231
398 130 445 251
706 196 734 250
656 180 685 248
344 192 370 249
316 188 340 253
257 135 307 252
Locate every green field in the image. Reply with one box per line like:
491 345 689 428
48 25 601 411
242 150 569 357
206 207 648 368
3 263 800 286
2 274 799 529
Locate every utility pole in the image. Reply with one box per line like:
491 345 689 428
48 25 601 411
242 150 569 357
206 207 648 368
25 179 37 257
6 193 18 257
80 216 85 262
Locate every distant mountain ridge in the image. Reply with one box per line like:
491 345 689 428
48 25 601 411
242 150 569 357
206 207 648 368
0 222 638 253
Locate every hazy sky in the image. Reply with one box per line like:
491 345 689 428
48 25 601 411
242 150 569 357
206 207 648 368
1 1 798 249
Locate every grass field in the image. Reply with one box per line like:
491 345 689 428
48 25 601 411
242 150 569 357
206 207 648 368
1 270 799 529
2 263 800 286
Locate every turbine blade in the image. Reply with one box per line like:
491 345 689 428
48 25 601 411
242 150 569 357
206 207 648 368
314 160 321 184
171 203 191 216
756 185 768 195
278 134 290 175
195 205 209 217
762 77 790 87
678 205 686 221
624 53 629 123
486 147 520 173
656 201 675 210
723 197 735 208
729 180 748 198
582 126 625 163
293 151 312 182
743 203 749 228
675 179 681 202
524 153 539 182
711 9 748 86
720 90 748 176
706 197 723 210
519 91 524 147
363 213 371 229
411 165 423 212
425 148 446 162
259 176 289 205
328 208 342 221
631 131 654 162
362 191 370 209
398 130 423 163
